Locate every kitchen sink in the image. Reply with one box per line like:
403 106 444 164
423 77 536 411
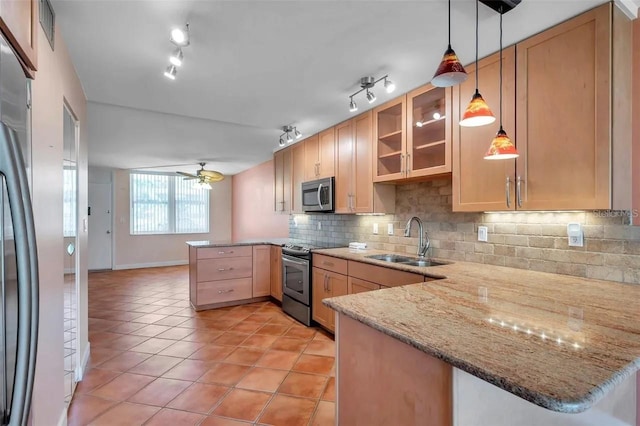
365 254 415 263
365 254 447 267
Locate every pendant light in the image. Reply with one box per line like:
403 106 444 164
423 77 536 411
460 0 495 127
484 9 518 160
431 0 468 87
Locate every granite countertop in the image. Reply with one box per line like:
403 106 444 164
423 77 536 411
186 238 308 248
316 247 640 414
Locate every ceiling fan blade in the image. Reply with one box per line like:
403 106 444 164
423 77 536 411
182 177 198 180
200 170 224 179
203 175 225 183
177 171 198 178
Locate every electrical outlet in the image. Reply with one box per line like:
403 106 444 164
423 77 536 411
317 222 322 231
387 223 394 235
373 223 379 234
567 223 583 247
478 226 488 242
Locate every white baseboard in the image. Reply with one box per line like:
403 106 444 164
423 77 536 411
57 408 67 426
113 260 188 270
76 342 90 381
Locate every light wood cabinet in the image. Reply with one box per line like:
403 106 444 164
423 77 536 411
454 4 631 212
274 148 292 213
633 18 640 226
252 245 271 297
335 112 395 214
348 260 424 289
0 0 38 76
348 276 380 294
312 263 348 333
270 246 283 302
304 129 335 181
291 142 305 213
373 87 451 183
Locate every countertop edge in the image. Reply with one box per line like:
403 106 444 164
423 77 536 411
324 294 640 414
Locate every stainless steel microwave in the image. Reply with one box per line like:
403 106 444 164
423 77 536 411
302 177 334 212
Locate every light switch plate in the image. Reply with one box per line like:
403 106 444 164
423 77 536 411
373 223 379 234
567 222 583 247
478 226 488 242
387 223 394 235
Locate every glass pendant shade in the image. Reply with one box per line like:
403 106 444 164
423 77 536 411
484 127 519 160
431 46 468 87
460 91 496 127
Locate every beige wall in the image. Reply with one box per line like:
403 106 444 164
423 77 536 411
232 159 289 241
113 169 232 269
31 23 88 426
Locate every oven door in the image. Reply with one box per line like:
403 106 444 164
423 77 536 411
282 254 310 305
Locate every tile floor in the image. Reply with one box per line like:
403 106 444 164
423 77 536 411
68 265 336 426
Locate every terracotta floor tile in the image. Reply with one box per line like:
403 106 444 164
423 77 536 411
230 321 264 334
224 347 265 365
239 334 278 349
292 354 334 375
75 368 121 394
108 321 146 334
255 323 290 336
211 389 272 422
303 340 336 357
127 377 191 406
107 334 150 351
244 312 277 323
85 348 123 369
145 408 205 426
167 382 229 413
158 340 206 358
214 332 250 346
67 394 117 426
88 401 160 426
89 373 155 400
278 372 327 399
131 313 169 324
255 350 301 370
89 331 126 347
268 314 296 326
152 306 184 315
129 337 176 354
313 331 333 342
155 326 194 340
310 400 336 426
235 366 288 393
189 344 235 362
321 377 335 402
129 324 171 337
153 315 190 327
200 416 252 426
97 351 152 372
270 336 309 353
198 363 251 386
162 359 212 381
182 330 223 343
258 394 317 426
285 326 318 340
128 355 182 376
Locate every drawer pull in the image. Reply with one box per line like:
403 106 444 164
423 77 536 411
217 267 234 272
218 289 235 294
218 250 234 254
323 261 334 267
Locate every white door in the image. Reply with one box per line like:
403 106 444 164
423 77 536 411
88 182 112 270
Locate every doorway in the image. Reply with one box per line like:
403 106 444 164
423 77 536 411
88 182 112 270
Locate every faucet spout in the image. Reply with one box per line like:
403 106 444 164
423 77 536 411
404 217 429 258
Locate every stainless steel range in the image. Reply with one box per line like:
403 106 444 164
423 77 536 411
281 244 312 326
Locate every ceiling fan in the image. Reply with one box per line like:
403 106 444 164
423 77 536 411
176 163 224 189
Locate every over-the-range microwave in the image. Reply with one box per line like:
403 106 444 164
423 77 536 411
301 177 334 213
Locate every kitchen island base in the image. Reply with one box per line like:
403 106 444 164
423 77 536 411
335 313 637 426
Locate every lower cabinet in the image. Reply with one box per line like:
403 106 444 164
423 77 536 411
252 245 271 297
270 246 283 301
312 267 348 332
348 277 381 294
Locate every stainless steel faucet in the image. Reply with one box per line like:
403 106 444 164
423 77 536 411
404 216 430 258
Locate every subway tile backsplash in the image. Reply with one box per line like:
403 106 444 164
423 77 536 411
289 177 640 285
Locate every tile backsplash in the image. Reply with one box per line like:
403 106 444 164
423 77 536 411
289 177 640 285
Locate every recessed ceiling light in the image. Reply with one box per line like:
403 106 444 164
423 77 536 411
164 65 177 80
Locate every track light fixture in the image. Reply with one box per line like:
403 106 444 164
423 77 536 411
164 65 177 80
347 75 395 112
170 24 190 47
164 23 190 80
170 48 184 67
278 125 302 147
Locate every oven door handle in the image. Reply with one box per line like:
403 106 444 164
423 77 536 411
282 255 309 267
317 183 324 210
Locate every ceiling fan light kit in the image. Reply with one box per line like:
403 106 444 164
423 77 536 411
347 74 395 112
176 162 224 190
164 23 190 80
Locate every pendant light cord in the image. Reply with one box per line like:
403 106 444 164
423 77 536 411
475 0 479 92
499 10 503 128
448 0 452 47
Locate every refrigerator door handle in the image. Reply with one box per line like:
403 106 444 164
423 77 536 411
0 121 38 426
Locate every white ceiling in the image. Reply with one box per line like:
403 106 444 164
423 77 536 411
53 0 608 175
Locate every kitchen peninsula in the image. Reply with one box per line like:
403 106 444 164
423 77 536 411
319 248 639 426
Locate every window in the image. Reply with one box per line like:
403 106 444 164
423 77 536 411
63 167 76 237
130 172 210 235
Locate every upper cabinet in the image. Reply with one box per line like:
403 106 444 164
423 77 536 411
454 3 631 212
291 142 306 213
0 0 38 76
274 147 292 214
373 86 451 183
304 128 335 181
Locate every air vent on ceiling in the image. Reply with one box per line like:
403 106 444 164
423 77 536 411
39 0 55 49
479 0 521 14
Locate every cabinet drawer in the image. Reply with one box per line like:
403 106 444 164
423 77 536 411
313 254 348 275
197 278 252 305
197 257 253 281
348 276 381 294
197 245 252 259
348 260 423 287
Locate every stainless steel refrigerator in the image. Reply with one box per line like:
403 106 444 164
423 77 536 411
0 33 39 426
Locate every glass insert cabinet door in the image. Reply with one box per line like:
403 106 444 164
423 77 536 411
373 96 406 182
